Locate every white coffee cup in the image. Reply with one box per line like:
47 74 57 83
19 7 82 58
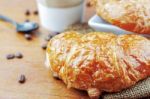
37 0 85 32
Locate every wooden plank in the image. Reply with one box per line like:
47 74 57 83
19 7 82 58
0 0 94 99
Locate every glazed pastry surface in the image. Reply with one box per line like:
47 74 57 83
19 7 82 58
95 0 150 34
47 31 150 98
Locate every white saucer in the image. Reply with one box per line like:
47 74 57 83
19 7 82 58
88 15 150 37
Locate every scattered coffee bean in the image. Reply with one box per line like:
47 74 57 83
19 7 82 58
24 34 32 40
18 74 26 84
33 10 38 15
41 43 47 50
86 2 92 7
6 54 15 60
15 52 23 59
25 10 30 16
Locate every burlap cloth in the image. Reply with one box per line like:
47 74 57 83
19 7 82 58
66 23 150 99
102 77 150 99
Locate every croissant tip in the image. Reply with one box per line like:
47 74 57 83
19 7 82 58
87 88 101 99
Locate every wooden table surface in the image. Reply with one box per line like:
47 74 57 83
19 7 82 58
0 0 95 99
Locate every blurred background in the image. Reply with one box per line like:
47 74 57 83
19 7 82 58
0 0 95 32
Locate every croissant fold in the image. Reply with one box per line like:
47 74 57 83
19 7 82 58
46 31 150 99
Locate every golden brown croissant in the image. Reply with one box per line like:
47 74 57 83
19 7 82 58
46 31 150 99
95 0 150 34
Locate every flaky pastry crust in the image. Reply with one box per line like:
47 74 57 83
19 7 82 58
95 0 150 34
46 31 150 98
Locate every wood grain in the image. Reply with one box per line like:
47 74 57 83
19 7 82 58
0 0 95 99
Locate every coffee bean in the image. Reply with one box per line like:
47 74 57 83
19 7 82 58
33 10 38 15
15 52 23 59
18 74 26 84
25 10 30 16
24 34 32 40
86 2 92 7
41 43 47 50
6 54 15 60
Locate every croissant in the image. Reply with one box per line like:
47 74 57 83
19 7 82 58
46 31 150 99
95 0 150 34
